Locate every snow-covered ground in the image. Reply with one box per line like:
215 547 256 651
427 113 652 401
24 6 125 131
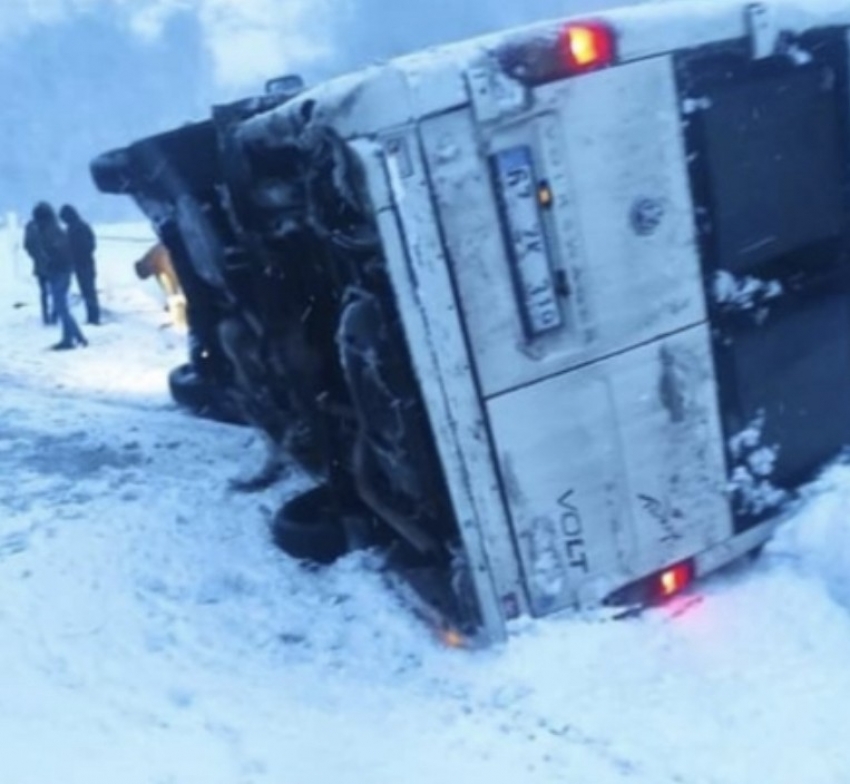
2 224 850 784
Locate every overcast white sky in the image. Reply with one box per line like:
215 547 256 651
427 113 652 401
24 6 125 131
0 0 331 86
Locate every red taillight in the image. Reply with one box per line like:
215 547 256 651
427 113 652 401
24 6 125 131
496 20 616 86
561 23 615 72
657 562 693 599
604 559 696 609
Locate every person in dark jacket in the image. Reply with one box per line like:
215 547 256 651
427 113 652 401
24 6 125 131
33 202 87 350
59 204 100 325
22 213 54 324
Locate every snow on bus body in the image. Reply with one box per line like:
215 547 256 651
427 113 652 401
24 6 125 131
235 0 850 146
196 0 850 644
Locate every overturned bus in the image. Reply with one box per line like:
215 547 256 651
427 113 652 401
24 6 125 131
92 0 850 644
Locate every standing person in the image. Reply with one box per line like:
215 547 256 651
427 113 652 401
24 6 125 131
33 202 87 350
59 204 100 325
22 211 54 324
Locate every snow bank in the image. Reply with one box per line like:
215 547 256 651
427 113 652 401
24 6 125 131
777 463 850 612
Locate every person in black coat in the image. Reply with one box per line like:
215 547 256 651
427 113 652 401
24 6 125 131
59 204 100 325
23 212 54 324
33 202 87 350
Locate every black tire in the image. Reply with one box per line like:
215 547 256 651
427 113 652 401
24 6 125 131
271 484 349 565
168 363 210 410
168 363 244 425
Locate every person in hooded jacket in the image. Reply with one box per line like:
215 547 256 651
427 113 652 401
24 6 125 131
33 202 87 350
59 204 100 325
23 212 54 325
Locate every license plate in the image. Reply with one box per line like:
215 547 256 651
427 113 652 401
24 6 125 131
492 146 562 337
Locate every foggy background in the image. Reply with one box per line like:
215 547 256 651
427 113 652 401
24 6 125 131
0 0 639 221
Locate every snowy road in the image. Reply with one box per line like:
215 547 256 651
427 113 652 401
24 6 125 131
1 230 850 783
